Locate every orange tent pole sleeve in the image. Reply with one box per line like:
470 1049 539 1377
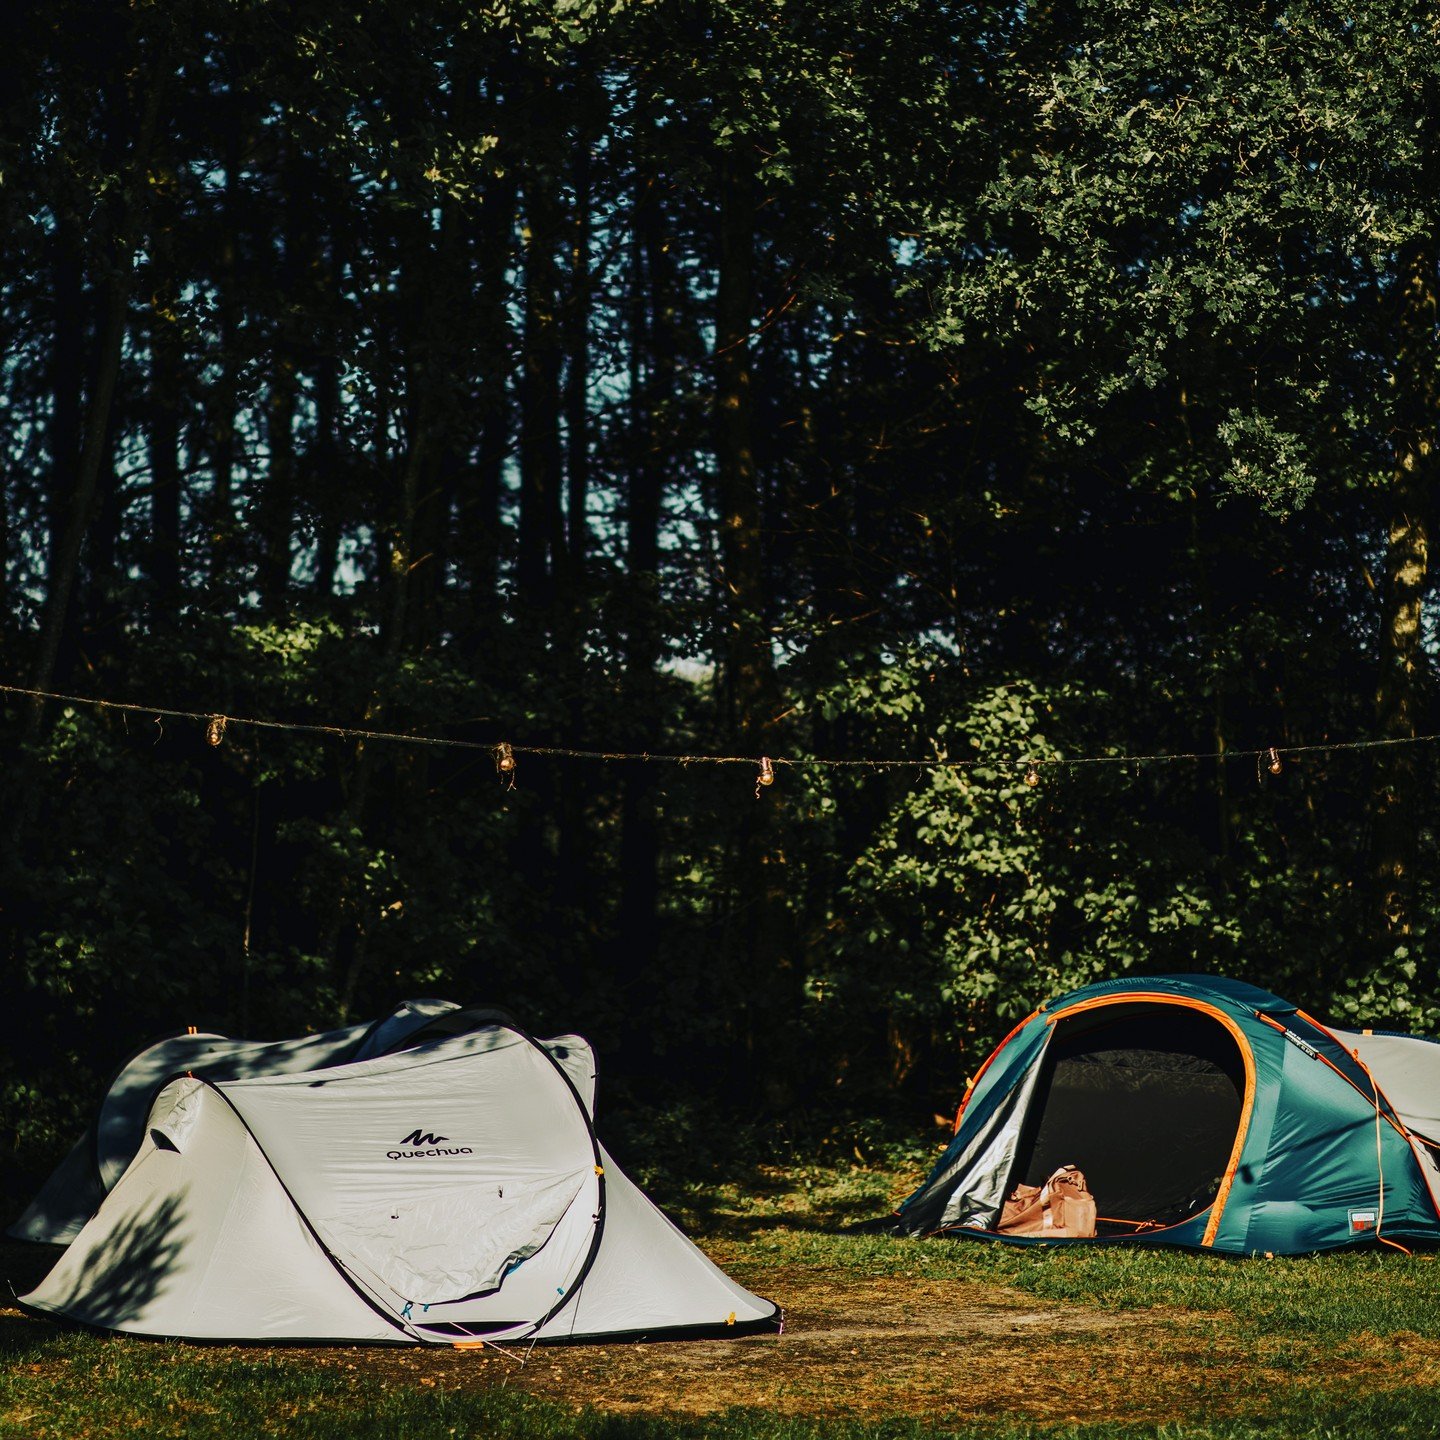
1044 993 1257 1248
954 1008 1044 1134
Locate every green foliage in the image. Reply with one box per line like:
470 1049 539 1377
768 641 1408 1087
2 0 1439 1181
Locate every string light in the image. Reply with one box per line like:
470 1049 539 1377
494 742 517 793
1257 745 1285 784
206 715 227 747
0 679 1417 781
1024 762 1040 788
757 756 776 788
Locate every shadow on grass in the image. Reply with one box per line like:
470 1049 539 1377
0 1310 66 1359
1 1239 65 1296
571 1387 1440 1440
601 1095 936 1247
445 1384 1440 1440
639 1151 902 1241
350 1384 1440 1440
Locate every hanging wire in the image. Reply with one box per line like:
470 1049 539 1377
0 679 1434 778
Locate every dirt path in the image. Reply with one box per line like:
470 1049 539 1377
364 1264 1439 1423
7 1245 1439 1426
390 1269 1174 1423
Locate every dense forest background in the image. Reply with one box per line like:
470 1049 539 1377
3 0 1439 1189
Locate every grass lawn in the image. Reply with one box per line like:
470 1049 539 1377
4 1151 1439 1438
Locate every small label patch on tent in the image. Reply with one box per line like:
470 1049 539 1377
1349 1209 1378 1233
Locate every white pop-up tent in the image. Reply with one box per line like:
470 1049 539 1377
10 998 464 1246
19 1015 779 1344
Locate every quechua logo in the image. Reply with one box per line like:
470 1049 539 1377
387 1127 473 1160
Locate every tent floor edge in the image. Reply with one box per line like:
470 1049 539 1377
13 1298 413 1347
17 1297 786 1347
519 1308 784 1347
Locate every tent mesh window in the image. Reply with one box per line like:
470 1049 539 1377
1008 1005 1246 1234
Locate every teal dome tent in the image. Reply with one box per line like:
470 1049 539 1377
896 975 1440 1254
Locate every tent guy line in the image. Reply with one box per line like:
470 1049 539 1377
0 678 1435 776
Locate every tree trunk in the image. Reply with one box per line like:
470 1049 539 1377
260 357 296 613
715 143 771 746
714 138 795 1097
617 164 669 1021
149 283 184 628
518 157 564 610
24 76 163 738
565 139 592 573
48 216 86 634
310 344 341 597
1372 239 1438 936
209 121 243 585
459 166 518 625
331 407 429 1019
332 137 465 1013
403 218 463 654
510 90 567 955
83 426 124 641
260 137 306 616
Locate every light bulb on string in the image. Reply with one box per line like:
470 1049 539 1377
1024 761 1040 788
756 756 776 798
206 715 227 747
495 743 516 787
1266 746 1283 776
